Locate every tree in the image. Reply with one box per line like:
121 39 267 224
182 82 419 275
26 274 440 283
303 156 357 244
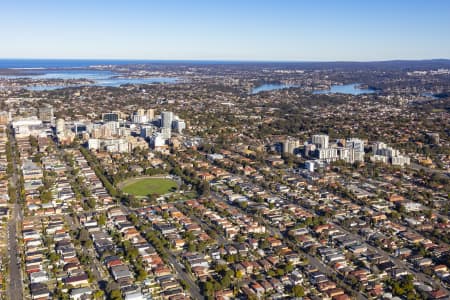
221 273 231 288
48 252 60 264
238 201 248 210
97 213 107 226
110 289 123 300
93 290 104 300
40 189 53 203
202 280 215 297
284 262 294 273
198 180 210 197
276 268 285 276
86 198 96 209
85 239 93 248
136 268 147 281
292 285 304 297
7 184 16 203
188 242 197 252
128 195 141 208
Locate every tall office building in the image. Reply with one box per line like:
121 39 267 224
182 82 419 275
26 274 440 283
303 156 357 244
346 138 364 152
73 123 87 136
317 148 338 161
56 118 65 135
140 125 155 138
102 112 119 123
305 160 315 172
150 133 166 148
137 109 146 116
372 142 387 154
132 114 148 124
426 133 440 144
173 119 186 134
161 127 172 139
312 134 329 149
104 121 120 135
0 111 9 125
146 109 155 121
161 111 174 129
372 141 410 166
282 137 300 154
39 105 54 123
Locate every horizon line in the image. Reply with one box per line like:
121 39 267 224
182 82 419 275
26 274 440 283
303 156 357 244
0 57 450 64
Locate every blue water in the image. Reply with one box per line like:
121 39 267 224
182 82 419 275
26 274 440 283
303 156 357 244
421 92 438 99
0 60 179 90
0 58 262 69
1 69 115 80
313 83 375 95
26 77 177 91
251 83 299 94
0 59 152 69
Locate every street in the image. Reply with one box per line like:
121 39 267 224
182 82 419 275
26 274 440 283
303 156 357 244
7 128 23 300
167 252 204 300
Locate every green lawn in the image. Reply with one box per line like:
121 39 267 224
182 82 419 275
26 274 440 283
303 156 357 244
121 177 178 196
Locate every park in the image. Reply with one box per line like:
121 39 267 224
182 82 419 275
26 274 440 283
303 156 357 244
119 176 178 197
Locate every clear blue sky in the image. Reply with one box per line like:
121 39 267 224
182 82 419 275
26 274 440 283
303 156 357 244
1 0 449 61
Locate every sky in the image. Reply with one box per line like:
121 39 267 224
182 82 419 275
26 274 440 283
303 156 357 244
1 0 450 61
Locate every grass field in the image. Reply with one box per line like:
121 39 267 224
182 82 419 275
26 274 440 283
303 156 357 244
120 177 178 196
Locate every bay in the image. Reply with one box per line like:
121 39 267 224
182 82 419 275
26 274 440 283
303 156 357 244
313 83 375 95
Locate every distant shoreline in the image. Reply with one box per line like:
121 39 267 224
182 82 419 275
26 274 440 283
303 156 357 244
1 58 450 71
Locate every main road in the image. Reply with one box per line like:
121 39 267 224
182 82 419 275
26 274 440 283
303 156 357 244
7 127 23 300
166 252 204 300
